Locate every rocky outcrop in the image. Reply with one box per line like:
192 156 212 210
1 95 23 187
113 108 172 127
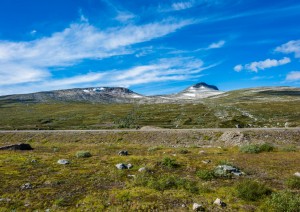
0 143 33 150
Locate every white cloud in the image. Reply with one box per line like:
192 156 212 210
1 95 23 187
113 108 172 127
0 57 215 95
234 57 291 72
0 19 193 86
234 64 243 72
115 12 135 22
275 40 300 58
208 40 225 49
286 71 300 81
172 1 195 11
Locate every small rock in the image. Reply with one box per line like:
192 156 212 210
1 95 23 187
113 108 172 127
213 198 227 207
199 150 206 154
294 172 300 177
214 165 243 177
285 122 289 128
21 183 32 190
202 160 211 164
127 163 133 169
57 159 70 165
127 175 136 178
118 150 128 156
138 167 147 172
45 209 51 212
181 204 186 208
116 163 127 169
24 203 30 207
31 159 37 163
193 203 204 211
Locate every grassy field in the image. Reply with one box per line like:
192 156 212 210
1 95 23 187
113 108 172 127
0 99 299 130
0 130 300 211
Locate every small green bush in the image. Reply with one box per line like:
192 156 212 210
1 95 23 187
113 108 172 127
147 146 163 152
134 174 199 193
267 190 300 212
240 143 274 154
196 170 216 181
281 145 297 152
285 176 300 189
236 180 272 201
161 157 180 168
177 149 190 154
76 151 92 158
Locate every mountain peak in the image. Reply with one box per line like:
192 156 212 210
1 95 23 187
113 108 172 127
190 82 219 91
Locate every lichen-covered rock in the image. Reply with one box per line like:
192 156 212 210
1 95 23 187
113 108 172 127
214 165 243 177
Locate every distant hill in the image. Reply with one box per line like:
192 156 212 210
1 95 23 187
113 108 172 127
0 83 299 130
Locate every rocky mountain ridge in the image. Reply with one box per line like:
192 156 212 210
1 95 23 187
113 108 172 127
0 82 223 103
1 82 299 104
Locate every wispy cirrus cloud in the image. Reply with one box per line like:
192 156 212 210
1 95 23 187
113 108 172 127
275 40 300 58
234 57 291 72
286 71 300 82
172 1 195 11
0 18 194 87
207 40 225 49
0 56 215 95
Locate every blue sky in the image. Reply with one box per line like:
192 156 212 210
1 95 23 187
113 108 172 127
0 0 300 95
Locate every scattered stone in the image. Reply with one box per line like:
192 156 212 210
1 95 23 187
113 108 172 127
21 183 32 190
202 160 211 164
294 172 300 177
127 175 136 178
0 143 33 151
57 159 70 165
214 165 243 177
213 198 227 207
138 167 147 172
118 150 128 156
31 159 37 163
116 163 133 169
285 122 289 128
181 204 186 208
24 203 30 207
193 203 204 211
199 150 206 154
116 163 127 169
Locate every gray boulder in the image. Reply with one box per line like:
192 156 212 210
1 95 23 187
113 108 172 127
213 198 227 207
0 143 33 151
214 165 243 177
118 150 128 156
57 159 70 165
21 183 32 190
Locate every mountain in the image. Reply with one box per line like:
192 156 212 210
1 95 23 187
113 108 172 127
0 82 223 103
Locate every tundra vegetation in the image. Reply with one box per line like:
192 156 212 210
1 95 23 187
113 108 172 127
0 131 299 211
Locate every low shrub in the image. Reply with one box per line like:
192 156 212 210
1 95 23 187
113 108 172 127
236 180 272 201
196 170 216 181
177 149 190 154
161 157 180 168
239 143 274 154
134 174 199 193
147 146 163 152
285 176 300 189
76 151 92 158
267 190 300 212
281 145 297 152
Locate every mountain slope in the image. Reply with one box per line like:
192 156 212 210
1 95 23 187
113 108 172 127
0 82 223 103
